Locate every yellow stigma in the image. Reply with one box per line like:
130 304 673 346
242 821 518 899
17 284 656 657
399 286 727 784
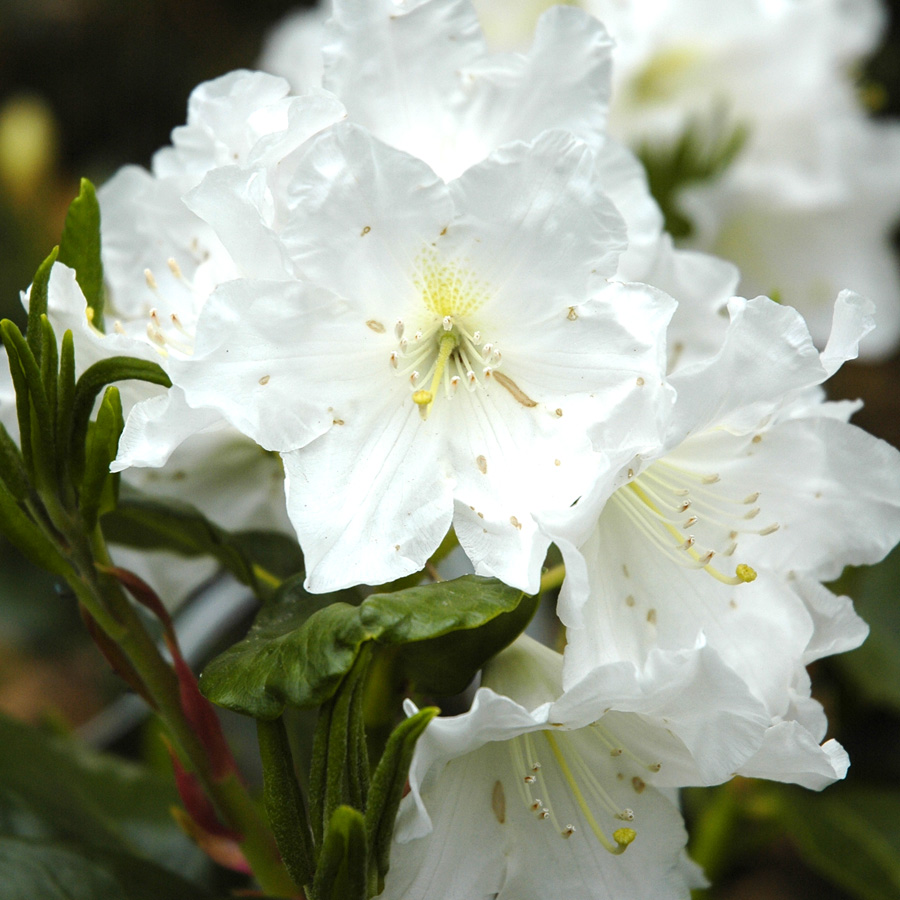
736 563 757 583
414 331 459 420
613 828 637 848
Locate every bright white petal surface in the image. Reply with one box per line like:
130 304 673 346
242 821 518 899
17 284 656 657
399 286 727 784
384 638 696 900
176 125 672 591
323 0 614 181
554 289 898 765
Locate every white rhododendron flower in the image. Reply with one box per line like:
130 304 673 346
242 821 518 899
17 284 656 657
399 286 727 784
154 124 675 593
380 635 737 900
543 291 900 784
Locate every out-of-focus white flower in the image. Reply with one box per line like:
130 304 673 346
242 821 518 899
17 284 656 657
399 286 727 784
381 635 739 900
464 0 900 356
543 290 900 785
150 125 675 594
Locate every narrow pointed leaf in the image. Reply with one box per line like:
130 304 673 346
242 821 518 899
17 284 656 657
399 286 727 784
256 717 314 891
69 357 170 479
58 178 105 330
365 706 438 890
0 478 71 578
313 806 367 900
26 246 58 361
0 420 29 500
80 386 124 530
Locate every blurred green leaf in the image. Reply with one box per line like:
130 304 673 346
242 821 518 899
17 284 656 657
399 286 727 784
57 178 104 331
0 713 213 885
777 784 900 900
837 545 900 712
101 488 261 592
0 837 219 900
201 575 531 719
636 114 748 239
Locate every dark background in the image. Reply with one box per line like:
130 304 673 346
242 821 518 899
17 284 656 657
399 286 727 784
1 3 899 899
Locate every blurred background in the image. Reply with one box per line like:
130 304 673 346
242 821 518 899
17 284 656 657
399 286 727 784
1 2 899 898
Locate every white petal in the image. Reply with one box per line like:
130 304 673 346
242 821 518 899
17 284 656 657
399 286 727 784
280 122 454 316
281 389 454 592
738 725 850 790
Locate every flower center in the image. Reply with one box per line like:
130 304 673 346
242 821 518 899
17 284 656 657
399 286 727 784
389 250 504 419
612 459 780 585
507 725 658 854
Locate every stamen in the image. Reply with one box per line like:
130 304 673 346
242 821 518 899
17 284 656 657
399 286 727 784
167 257 183 279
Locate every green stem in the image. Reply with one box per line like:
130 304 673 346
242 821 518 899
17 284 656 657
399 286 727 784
83 532 296 896
539 563 566 594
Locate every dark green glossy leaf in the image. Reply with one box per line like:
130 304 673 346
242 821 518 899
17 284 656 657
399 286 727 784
200 575 529 719
58 178 104 331
777 784 900 900
0 837 219 900
101 488 258 590
0 713 212 884
836 546 900 712
313 806 367 900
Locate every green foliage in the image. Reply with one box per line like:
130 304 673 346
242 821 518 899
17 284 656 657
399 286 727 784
200 574 534 719
0 838 221 900
101 488 304 597
57 178 105 331
313 806 368 900
0 713 214 890
80 386 124 530
776 785 900 900
636 114 748 238
256 717 315 891
837 546 900 712
364 706 438 893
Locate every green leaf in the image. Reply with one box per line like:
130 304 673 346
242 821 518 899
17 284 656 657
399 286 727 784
365 706 438 892
2 319 56 487
313 806 367 900
26 246 59 362
0 713 213 884
69 357 170 480
57 178 104 331
80 385 124 530
0 478 72 578
256 717 314 891
0 419 29 500
836 546 900 712
776 785 900 900
308 648 372 846
0 837 219 900
200 575 530 719
101 488 258 590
